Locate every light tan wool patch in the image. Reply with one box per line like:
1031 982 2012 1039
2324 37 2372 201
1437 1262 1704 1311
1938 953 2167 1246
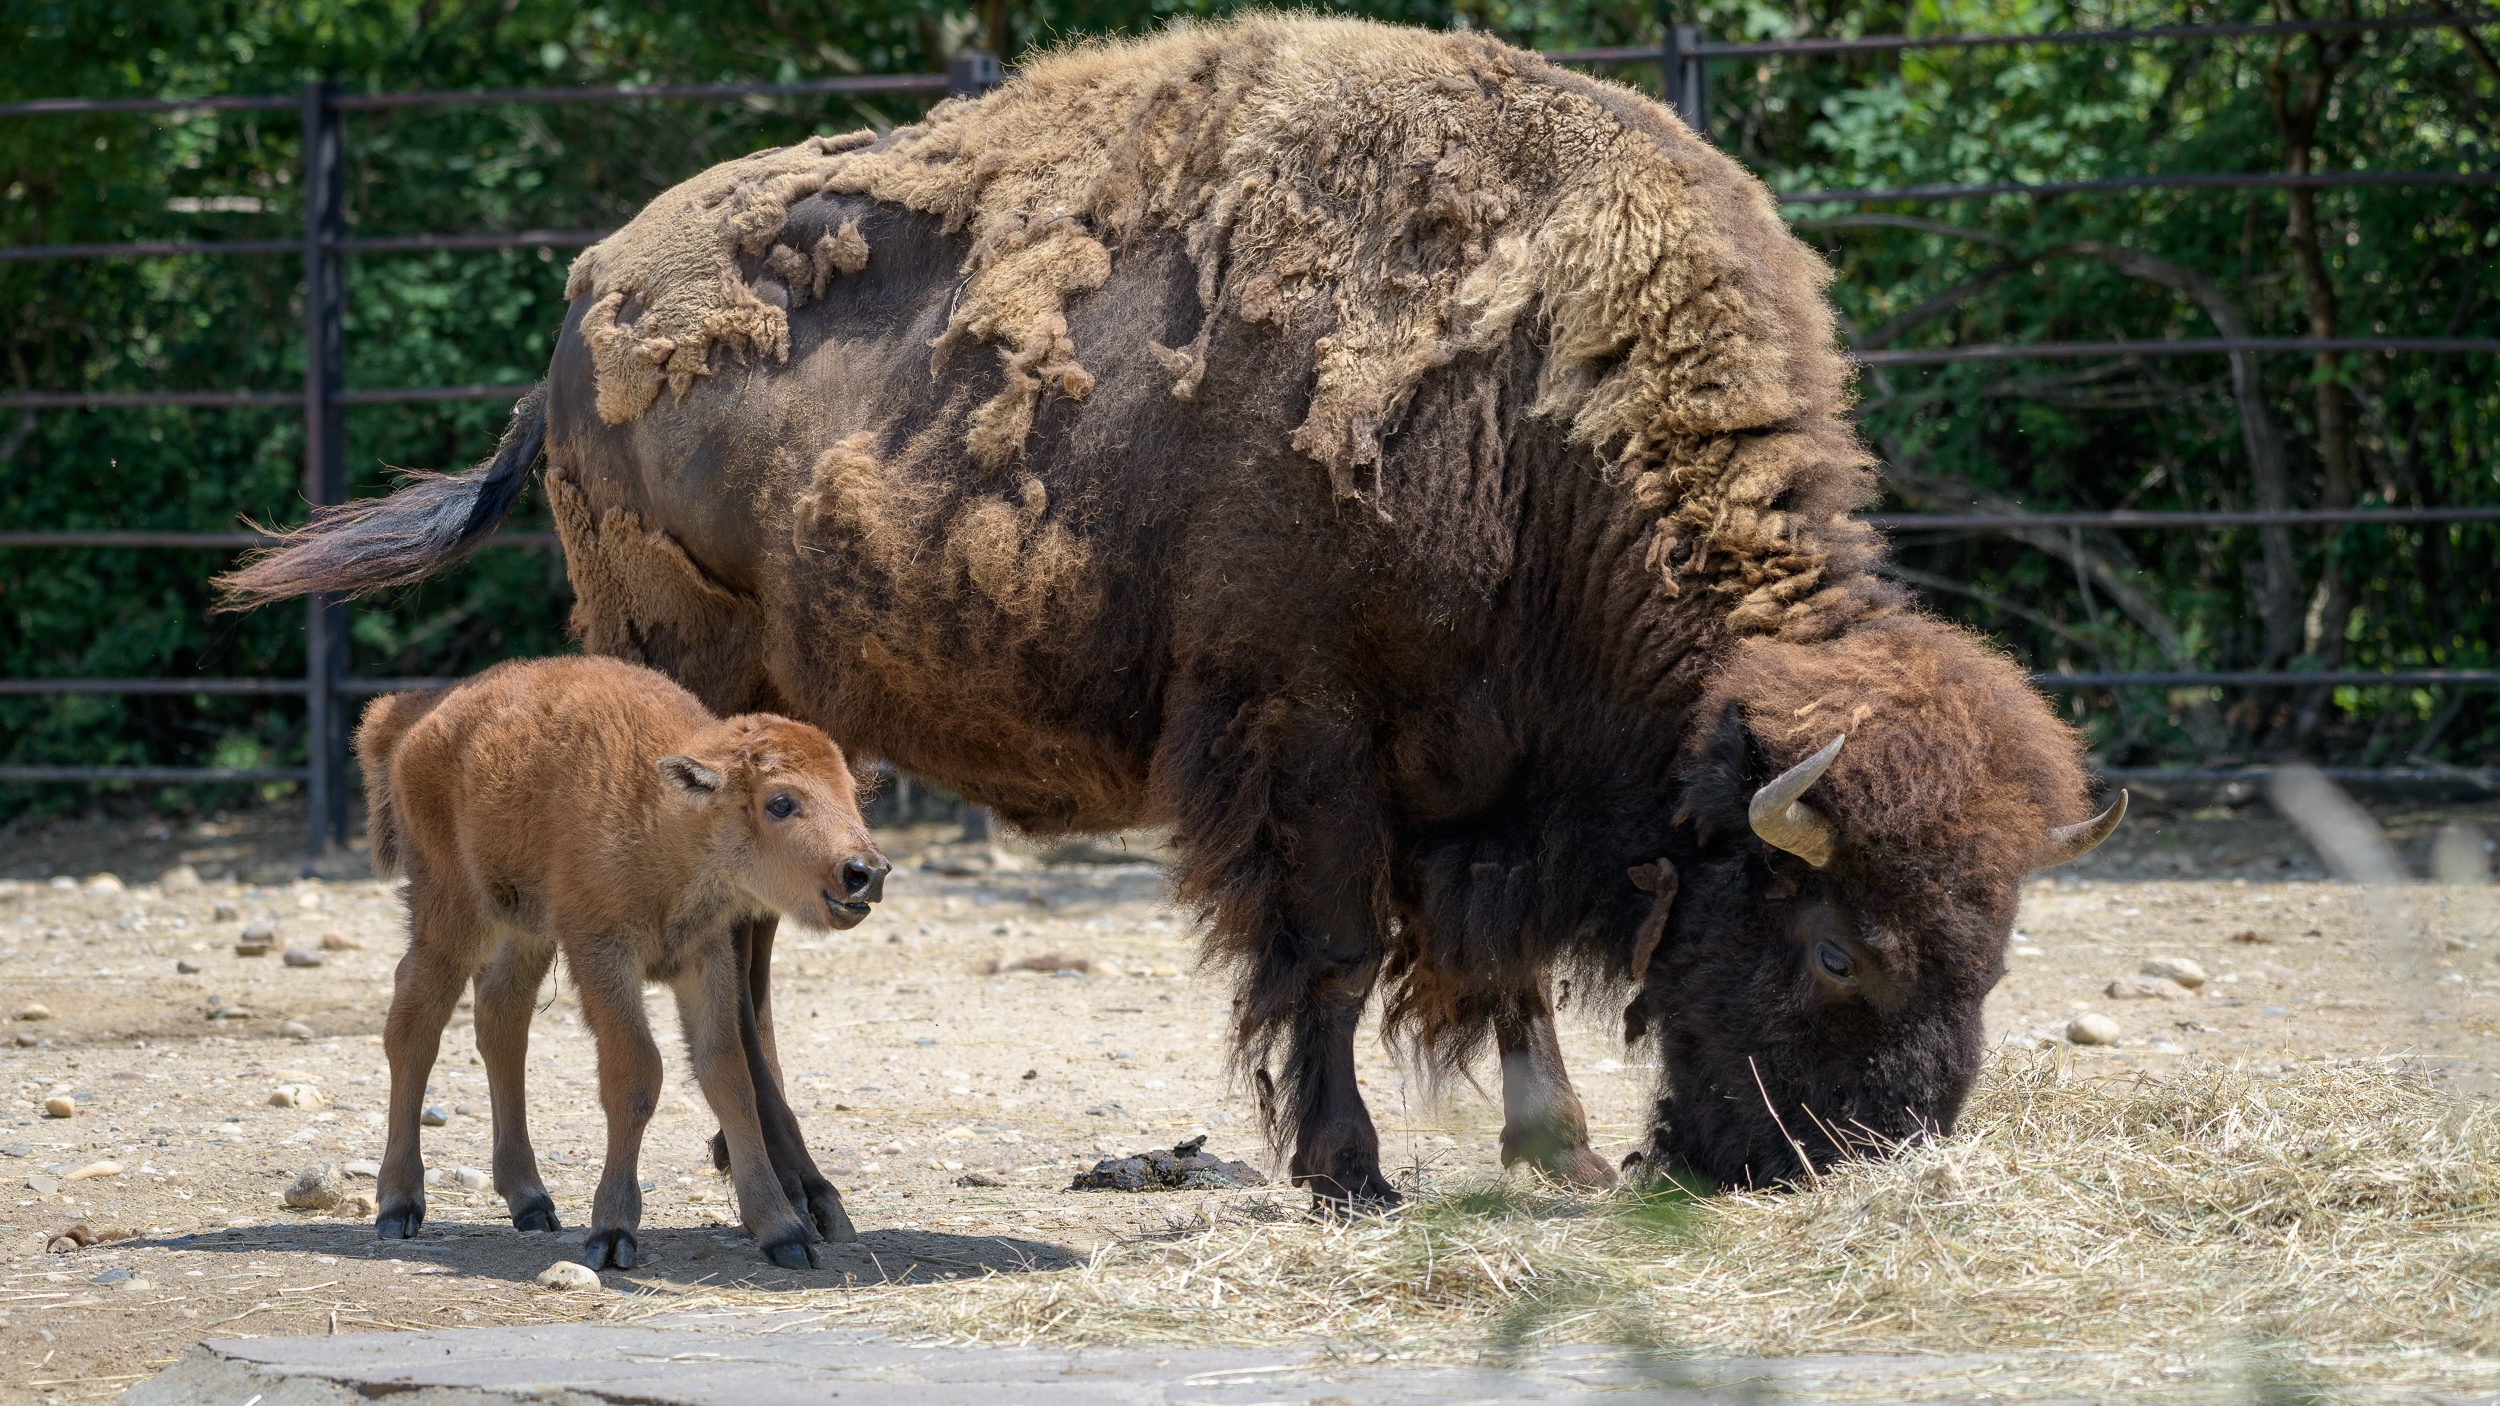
564 15 1873 635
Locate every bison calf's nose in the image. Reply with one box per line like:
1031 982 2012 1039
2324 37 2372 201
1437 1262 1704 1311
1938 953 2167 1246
841 855 889 903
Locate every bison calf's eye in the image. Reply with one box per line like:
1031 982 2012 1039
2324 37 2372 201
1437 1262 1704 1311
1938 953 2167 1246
1815 942 1853 981
766 794 798 820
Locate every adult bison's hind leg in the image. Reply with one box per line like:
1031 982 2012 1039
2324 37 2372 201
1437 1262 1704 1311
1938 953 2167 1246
1494 977 1615 1188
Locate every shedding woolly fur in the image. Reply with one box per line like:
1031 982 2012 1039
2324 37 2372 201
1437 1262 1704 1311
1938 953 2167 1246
562 15 1878 637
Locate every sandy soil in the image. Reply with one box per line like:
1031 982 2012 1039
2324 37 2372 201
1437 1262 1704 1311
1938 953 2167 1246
0 796 2494 1400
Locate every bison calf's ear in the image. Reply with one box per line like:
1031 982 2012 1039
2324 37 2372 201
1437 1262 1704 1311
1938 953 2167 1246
658 754 726 798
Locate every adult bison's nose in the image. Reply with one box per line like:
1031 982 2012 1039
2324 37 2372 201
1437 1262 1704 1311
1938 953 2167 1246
840 854 888 903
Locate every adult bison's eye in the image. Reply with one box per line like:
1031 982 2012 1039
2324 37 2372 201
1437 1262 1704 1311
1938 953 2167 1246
1815 941 1853 981
766 793 798 820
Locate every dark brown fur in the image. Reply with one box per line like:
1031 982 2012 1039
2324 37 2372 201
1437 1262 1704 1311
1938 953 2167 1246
357 656 887 1267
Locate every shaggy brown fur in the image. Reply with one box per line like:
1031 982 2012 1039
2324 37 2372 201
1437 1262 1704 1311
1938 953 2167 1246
357 656 888 1269
208 16 2111 1202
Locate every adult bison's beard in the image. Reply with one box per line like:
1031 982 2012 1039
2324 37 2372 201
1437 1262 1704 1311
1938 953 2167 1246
1643 1008 1985 1189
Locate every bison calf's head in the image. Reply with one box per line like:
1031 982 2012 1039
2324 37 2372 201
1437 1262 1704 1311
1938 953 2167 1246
1631 626 2123 1189
658 716 889 931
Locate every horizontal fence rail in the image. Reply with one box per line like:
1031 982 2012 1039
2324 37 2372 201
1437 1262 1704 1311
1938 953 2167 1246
7 29 2494 828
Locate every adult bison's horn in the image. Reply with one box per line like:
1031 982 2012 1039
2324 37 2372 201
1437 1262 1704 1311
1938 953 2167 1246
1748 734 1845 869
2035 790 2128 869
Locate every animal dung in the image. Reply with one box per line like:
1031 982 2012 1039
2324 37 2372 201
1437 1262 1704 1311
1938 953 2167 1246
2229 929 2276 944
1071 1136 1265 1192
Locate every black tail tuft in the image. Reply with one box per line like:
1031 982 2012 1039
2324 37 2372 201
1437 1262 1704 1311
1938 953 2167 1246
215 384 547 609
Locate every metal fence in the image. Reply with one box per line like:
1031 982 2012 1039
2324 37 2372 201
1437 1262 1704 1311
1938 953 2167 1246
4 21 2495 848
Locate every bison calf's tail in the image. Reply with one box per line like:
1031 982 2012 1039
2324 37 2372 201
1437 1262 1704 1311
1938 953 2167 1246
214 384 547 609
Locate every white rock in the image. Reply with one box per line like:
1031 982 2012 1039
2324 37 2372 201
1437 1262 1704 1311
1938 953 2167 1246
423 1167 443 1185
63 1160 122 1181
42 1095 75 1118
270 1084 327 1110
343 1159 381 1178
2138 956 2207 988
454 1166 490 1192
278 1019 316 1040
2067 1013 2122 1045
17 1002 53 1021
160 865 203 893
340 1191 378 1218
536 1260 602 1292
2106 975 2192 1001
83 873 125 895
281 947 324 968
285 1163 344 1210
296 888 325 911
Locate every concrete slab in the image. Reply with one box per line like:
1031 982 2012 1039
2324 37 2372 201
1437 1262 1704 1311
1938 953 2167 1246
120 1314 2007 1405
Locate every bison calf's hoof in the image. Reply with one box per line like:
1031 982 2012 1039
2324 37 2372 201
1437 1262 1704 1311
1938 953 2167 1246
761 1234 819 1271
374 1201 425 1239
510 1199 562 1234
806 1186 858 1244
581 1229 638 1271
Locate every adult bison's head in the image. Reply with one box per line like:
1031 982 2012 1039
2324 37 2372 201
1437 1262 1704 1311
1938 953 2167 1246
1627 617 2121 1188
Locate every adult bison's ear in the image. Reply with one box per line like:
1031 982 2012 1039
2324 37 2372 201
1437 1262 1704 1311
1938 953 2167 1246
658 754 726 800
2033 790 2127 869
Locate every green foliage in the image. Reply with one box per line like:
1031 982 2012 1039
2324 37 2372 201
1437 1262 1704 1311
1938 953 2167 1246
3 0 2494 818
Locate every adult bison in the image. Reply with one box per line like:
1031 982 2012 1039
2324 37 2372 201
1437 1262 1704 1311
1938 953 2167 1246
225 15 2121 1203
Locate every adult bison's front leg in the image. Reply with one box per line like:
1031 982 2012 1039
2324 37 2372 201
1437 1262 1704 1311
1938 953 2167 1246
1494 976 1615 1188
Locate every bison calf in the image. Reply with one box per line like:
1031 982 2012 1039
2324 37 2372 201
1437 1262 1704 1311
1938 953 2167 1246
357 656 888 1269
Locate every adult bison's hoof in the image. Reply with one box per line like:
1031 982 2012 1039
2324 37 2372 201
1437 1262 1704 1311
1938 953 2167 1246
375 1199 425 1239
760 1232 819 1270
510 1198 562 1234
582 1228 638 1270
1304 1172 1404 1216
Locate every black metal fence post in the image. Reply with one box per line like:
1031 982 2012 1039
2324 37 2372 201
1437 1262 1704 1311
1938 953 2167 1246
301 80 349 855
1663 22 1708 134
948 50 1004 98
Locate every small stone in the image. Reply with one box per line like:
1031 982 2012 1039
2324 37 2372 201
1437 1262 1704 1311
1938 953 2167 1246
63 1160 121 1182
281 946 324 968
284 1163 344 1210
236 922 276 956
114 1275 154 1293
159 865 203 893
1021 1069 1039 1080
320 931 362 951
212 901 239 923
1 1144 29 1157
2106 975 2192 1001
340 1191 378 1218
13 1033 34 1047
454 1166 490 1192
420 1106 449 1126
270 1084 326 1110
82 873 125 895
296 888 325 911
2139 956 2207 988
955 1171 1006 1187
17 1003 52 1022
175 959 202 974
278 1019 315 1041
28 1174 61 1195
453 1102 490 1120
537 1260 602 1292
2067 1013 2122 1045
42 1096 75 1118
342 1159 381 1178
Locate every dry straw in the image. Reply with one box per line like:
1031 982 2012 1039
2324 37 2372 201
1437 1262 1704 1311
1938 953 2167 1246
562 1053 2500 1397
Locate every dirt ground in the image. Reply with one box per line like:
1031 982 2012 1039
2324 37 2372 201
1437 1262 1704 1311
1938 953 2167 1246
0 793 2495 1400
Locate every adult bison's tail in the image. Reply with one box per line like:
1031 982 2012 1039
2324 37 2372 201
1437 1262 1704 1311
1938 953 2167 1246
215 384 547 608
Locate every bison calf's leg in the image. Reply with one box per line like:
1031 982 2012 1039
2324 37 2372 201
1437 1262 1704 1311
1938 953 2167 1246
1494 977 1615 1189
732 917 855 1243
472 934 562 1232
379 898 486 1240
575 954 666 1272
677 940 819 1270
